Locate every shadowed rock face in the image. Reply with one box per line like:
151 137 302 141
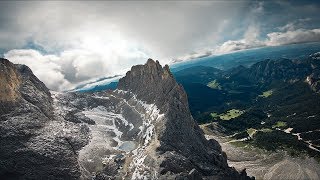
0 58 251 179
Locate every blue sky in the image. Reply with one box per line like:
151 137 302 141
0 1 319 91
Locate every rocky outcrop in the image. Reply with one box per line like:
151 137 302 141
0 58 88 179
0 59 21 102
306 75 320 93
118 59 251 179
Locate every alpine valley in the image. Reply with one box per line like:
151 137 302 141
172 43 320 179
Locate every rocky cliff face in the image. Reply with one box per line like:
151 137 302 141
118 59 248 179
0 58 88 179
0 58 251 179
307 52 320 93
0 59 21 102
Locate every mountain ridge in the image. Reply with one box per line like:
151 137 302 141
0 58 251 179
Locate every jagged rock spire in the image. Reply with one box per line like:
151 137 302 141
118 59 250 179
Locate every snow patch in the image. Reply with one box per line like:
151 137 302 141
284 128 293 134
93 95 110 100
307 115 316 119
113 89 165 179
82 106 127 149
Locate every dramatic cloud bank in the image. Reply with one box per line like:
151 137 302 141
0 1 247 59
1 1 320 90
266 28 320 46
214 28 320 55
176 27 320 61
5 47 147 91
5 49 70 90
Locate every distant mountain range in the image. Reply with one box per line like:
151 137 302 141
171 42 320 72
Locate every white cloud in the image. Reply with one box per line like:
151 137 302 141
177 26 320 61
170 1 320 61
214 25 264 54
278 17 313 32
278 22 296 31
210 27 320 55
0 1 248 60
172 49 213 63
266 28 320 46
72 75 123 92
172 1 266 61
4 49 71 91
1 1 320 87
0 1 253 90
2 19 150 91
214 39 263 54
4 45 148 91
190 1 264 55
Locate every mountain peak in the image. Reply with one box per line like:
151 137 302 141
118 59 250 178
118 58 176 106
146 58 158 65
